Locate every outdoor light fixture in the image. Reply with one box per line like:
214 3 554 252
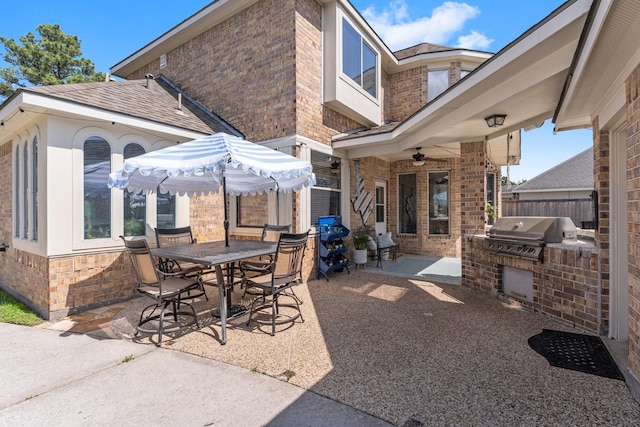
484 114 506 128
412 148 425 166
330 159 341 174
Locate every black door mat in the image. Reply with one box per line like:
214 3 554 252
528 329 624 380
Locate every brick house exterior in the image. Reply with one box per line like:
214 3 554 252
1 0 639 389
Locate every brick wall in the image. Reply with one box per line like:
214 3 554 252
593 119 611 334
626 64 640 379
460 141 487 288
126 0 299 143
466 237 601 334
388 67 427 122
345 156 461 258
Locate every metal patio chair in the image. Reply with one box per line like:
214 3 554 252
155 226 209 301
120 236 201 346
244 231 309 336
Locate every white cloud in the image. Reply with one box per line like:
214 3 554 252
362 0 493 51
457 30 493 50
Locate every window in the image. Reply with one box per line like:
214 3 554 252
310 150 341 226
428 171 449 235
22 144 28 238
31 137 38 241
461 70 471 79
157 193 176 229
83 137 111 239
375 186 385 223
342 19 377 98
123 144 146 236
486 172 496 226
14 148 19 237
428 70 449 102
399 173 417 234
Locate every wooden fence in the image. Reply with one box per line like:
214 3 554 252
501 199 595 227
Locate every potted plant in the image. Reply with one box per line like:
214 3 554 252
352 233 369 265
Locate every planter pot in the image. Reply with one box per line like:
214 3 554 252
353 249 368 265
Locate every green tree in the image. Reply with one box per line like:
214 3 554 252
0 24 104 98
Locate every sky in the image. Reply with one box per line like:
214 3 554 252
0 0 592 182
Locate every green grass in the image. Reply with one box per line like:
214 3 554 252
0 290 43 326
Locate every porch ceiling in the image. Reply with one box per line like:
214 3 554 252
333 0 592 168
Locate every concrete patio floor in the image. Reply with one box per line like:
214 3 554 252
38 256 640 426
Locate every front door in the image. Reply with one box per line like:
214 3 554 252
375 181 386 235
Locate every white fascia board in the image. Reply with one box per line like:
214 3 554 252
555 0 613 128
0 93 24 121
393 50 491 72
111 0 259 76
20 92 207 140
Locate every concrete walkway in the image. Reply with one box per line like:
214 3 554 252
0 322 391 426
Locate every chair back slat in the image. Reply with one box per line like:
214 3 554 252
273 232 308 280
120 237 161 287
262 224 291 242
155 226 195 247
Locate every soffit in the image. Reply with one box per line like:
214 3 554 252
555 0 640 130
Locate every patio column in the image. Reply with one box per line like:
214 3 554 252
460 140 487 288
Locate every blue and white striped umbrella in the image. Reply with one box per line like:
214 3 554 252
108 133 315 245
108 133 315 197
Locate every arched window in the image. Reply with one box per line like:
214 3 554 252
123 143 146 236
31 136 38 241
14 147 20 237
22 143 28 238
83 137 111 239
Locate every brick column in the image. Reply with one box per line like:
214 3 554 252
626 65 640 379
593 117 610 336
460 140 487 288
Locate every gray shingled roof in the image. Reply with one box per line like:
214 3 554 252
22 75 240 136
514 147 593 191
333 121 401 141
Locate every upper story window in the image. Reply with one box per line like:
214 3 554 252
428 69 449 102
342 19 377 98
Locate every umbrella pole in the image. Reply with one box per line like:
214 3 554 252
223 174 229 247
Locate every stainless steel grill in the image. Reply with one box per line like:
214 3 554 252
486 217 578 261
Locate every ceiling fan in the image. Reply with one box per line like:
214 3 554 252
412 148 426 166
411 147 447 166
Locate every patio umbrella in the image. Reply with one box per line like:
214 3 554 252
108 132 315 245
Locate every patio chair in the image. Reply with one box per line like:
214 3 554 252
244 231 309 336
155 226 209 301
120 236 200 346
239 224 291 298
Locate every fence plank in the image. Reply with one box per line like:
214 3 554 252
501 199 594 227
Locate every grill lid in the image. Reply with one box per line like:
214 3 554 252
488 217 577 243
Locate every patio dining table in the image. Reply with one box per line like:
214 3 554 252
151 239 278 344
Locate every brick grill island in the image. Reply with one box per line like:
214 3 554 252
465 217 603 334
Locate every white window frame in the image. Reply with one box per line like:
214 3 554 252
340 16 378 100
72 128 190 250
12 129 41 251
